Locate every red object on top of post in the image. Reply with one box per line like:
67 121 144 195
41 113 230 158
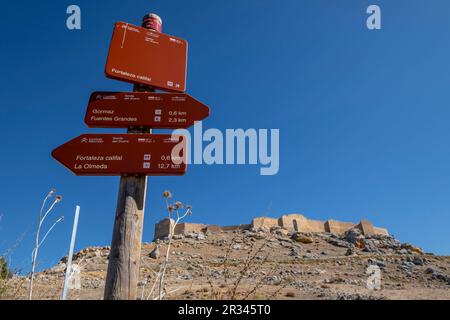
142 13 162 32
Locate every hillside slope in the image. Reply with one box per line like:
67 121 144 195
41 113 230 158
2 226 450 300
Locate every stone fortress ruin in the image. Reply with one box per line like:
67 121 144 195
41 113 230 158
154 213 389 240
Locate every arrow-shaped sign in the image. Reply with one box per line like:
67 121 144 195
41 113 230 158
52 134 186 176
105 22 188 92
84 92 210 129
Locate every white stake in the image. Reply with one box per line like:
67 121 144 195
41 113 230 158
61 205 80 300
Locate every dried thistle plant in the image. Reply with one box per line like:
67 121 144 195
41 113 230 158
28 189 64 300
203 230 284 300
140 190 192 300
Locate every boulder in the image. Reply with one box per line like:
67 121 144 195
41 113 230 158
231 244 242 250
345 247 356 256
291 233 313 244
149 246 160 259
412 257 425 266
401 243 424 255
327 238 351 248
344 228 365 248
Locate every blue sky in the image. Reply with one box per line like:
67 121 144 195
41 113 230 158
1 0 450 272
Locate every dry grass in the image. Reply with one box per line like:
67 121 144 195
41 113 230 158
202 230 292 300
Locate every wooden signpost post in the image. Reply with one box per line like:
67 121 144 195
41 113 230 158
51 13 210 300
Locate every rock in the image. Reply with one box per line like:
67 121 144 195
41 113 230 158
412 257 425 266
173 234 184 240
324 277 347 284
185 232 197 239
368 259 386 269
344 228 365 248
266 276 282 285
291 233 313 244
248 232 266 240
424 267 450 283
149 246 160 259
273 228 289 237
197 233 206 240
401 243 424 255
279 239 293 247
432 273 450 283
336 293 383 300
362 243 382 254
302 253 319 259
256 227 270 233
209 270 222 279
231 244 242 250
185 232 206 240
364 239 381 249
288 247 300 257
368 234 401 251
327 238 350 248
314 268 326 275
177 274 193 280
345 247 356 256
401 261 416 269
425 267 437 275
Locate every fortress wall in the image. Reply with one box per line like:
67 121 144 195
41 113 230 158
373 227 389 236
154 219 206 240
154 214 389 240
175 223 206 234
279 214 327 232
154 218 175 240
298 218 327 233
358 220 375 235
251 217 279 229
173 223 183 234
205 225 222 233
278 214 305 230
222 224 251 231
325 220 356 234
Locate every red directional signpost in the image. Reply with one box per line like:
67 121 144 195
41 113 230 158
105 21 188 92
52 134 187 176
51 13 210 300
85 92 210 129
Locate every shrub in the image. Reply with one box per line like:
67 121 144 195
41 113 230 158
0 257 9 280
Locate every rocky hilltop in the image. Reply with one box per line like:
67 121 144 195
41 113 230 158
2 219 450 300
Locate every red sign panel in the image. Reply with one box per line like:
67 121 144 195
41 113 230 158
85 92 210 129
52 134 186 176
105 22 188 92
